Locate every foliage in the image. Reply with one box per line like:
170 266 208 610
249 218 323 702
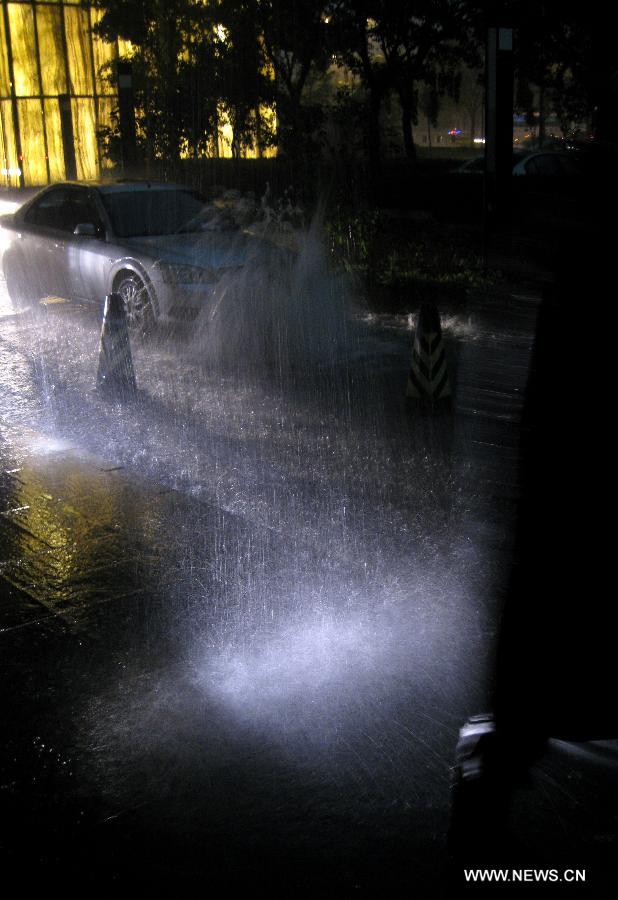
505 1 618 140
92 0 274 163
92 0 616 169
325 2 390 172
326 208 494 299
256 0 332 157
93 0 201 162
372 1 477 160
213 3 276 157
326 1 477 166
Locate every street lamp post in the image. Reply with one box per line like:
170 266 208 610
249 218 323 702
484 24 514 258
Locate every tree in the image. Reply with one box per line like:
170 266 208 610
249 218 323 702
373 1 478 161
328 1 479 168
543 15 618 141
457 65 484 143
327 2 390 175
498 1 618 142
255 0 332 158
93 0 204 164
214 2 275 158
92 0 275 164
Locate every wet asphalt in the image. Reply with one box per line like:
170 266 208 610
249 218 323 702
1 259 617 897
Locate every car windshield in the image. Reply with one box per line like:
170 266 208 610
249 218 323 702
100 189 208 238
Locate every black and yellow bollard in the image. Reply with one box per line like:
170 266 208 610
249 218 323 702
406 301 451 408
96 292 137 400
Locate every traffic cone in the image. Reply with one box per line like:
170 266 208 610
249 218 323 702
406 301 451 407
96 293 137 400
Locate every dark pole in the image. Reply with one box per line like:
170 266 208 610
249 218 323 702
484 24 514 259
58 95 77 181
117 61 137 177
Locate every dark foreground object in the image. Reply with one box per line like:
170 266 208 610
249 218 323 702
449 230 617 892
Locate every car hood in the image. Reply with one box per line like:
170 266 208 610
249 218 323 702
121 230 255 269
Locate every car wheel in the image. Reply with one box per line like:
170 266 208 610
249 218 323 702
3 255 36 310
114 273 155 337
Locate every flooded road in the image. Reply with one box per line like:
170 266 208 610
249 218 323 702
1 226 616 896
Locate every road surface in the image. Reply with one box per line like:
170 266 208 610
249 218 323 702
1 202 616 896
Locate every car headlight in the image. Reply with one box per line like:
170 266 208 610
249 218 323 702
153 262 217 284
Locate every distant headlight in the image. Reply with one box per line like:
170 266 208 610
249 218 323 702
153 262 217 284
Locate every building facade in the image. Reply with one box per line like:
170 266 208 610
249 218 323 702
1 0 127 188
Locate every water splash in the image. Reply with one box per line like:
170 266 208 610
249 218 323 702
193 215 359 372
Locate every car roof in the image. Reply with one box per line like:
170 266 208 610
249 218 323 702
38 180 196 195
520 150 570 157
92 181 195 195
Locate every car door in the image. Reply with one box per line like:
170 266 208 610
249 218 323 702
522 153 564 177
63 188 111 305
20 186 77 299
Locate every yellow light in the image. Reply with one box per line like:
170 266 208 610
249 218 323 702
71 99 98 180
64 6 94 95
18 99 48 185
7 3 40 96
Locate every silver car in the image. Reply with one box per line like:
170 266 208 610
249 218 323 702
0 181 254 333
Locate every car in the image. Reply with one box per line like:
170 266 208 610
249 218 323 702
452 151 525 175
511 151 583 176
0 181 259 334
452 155 487 175
452 150 582 177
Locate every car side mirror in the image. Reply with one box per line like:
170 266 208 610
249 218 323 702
74 222 97 237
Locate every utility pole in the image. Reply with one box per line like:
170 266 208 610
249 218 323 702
484 23 514 259
117 61 137 177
